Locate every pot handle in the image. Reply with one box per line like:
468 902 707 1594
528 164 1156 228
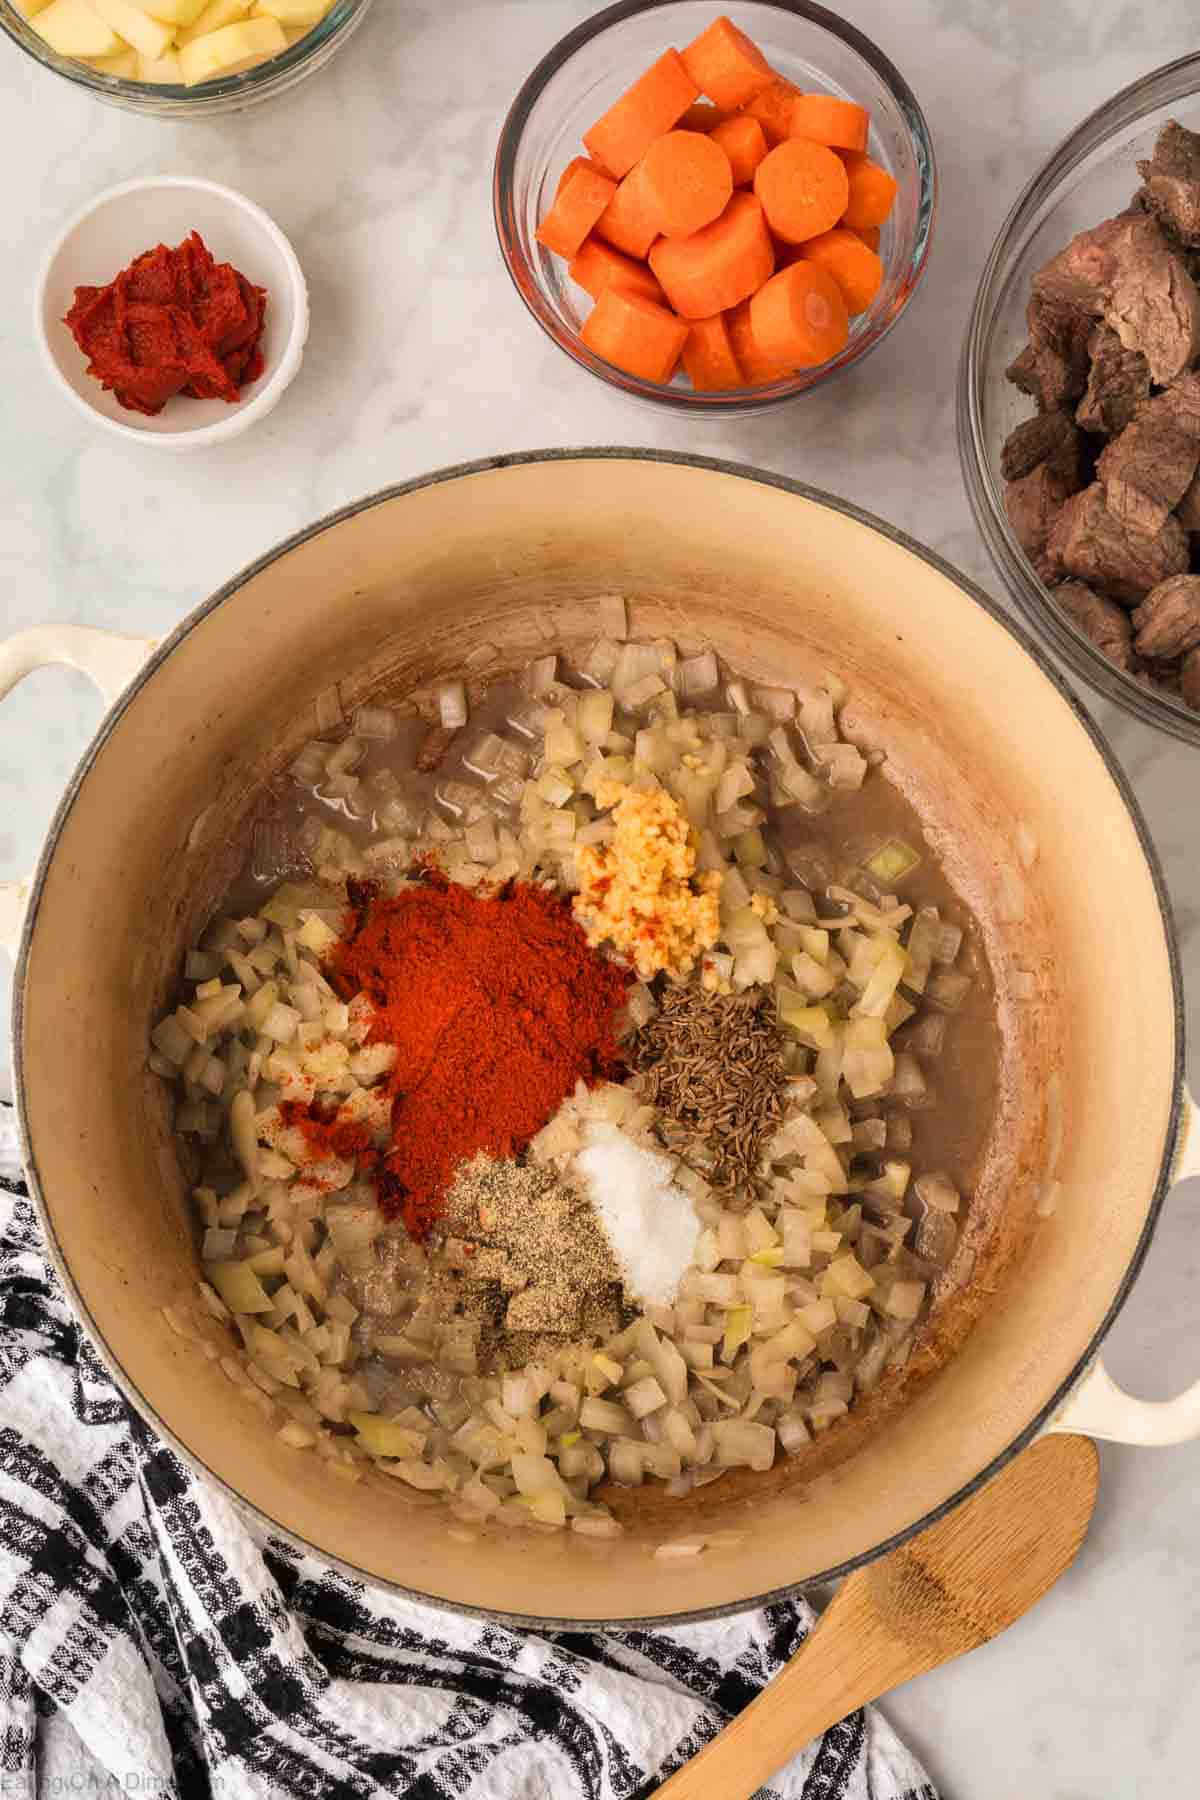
1048 1085 1200 1447
0 625 157 960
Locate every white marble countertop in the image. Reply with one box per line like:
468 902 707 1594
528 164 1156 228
3 1 1200 1793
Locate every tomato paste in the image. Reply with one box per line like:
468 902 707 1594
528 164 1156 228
64 231 268 417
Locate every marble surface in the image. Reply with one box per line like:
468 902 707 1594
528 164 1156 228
3 1 1200 1792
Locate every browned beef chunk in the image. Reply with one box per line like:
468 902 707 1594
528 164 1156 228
1075 322 1151 434
1000 411 1083 483
1053 580 1134 669
1137 121 1200 248
1032 213 1200 384
1131 573 1200 657
1045 482 1190 602
1006 291 1092 412
1097 415 1200 535
1177 471 1200 530
1146 368 1200 439
1004 464 1074 564
1182 646 1200 709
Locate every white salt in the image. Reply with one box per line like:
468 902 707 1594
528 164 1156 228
574 1123 700 1309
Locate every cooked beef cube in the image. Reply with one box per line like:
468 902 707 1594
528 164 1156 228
1146 368 1200 440
1177 471 1200 530
1182 646 1200 709
1045 482 1190 602
1006 291 1093 412
1004 465 1074 564
1096 414 1200 535
1000 411 1083 483
1131 573 1200 658
1075 322 1151 435
1053 580 1134 669
1137 121 1200 248
1032 212 1200 385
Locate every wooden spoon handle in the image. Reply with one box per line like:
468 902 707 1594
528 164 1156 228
655 1577 916 1800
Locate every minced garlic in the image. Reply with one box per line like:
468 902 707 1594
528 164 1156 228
574 781 722 980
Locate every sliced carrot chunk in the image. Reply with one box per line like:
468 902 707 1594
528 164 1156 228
536 166 618 260
754 139 849 245
681 14 774 111
648 191 775 320
682 312 744 390
709 113 768 187
841 153 899 229
797 226 883 314
742 76 802 147
639 129 734 239
749 261 849 369
581 287 688 384
595 164 660 260
788 92 869 153
678 99 729 131
569 237 665 304
726 296 794 384
583 49 700 180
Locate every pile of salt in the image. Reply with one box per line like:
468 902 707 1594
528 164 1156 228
574 1123 700 1309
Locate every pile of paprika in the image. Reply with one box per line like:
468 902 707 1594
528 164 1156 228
325 873 631 1240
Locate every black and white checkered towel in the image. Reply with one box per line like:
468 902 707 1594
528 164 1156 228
0 1113 937 1800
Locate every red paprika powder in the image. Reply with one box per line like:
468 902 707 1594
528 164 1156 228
326 874 631 1240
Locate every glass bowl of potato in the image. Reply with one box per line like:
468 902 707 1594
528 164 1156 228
0 0 372 115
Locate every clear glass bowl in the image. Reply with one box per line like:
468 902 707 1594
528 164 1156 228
494 0 936 415
0 0 372 116
959 53 1200 748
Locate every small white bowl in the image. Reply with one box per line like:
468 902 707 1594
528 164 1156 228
35 175 309 450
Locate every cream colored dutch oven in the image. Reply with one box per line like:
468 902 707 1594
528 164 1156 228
2 450 1199 1628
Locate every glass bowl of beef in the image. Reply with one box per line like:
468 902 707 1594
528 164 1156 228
0 0 373 117
960 54 1200 747
495 0 936 415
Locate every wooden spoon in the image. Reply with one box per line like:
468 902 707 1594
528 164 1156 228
656 1434 1099 1800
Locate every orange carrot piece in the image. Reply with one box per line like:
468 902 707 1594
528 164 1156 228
678 99 729 131
726 296 794 384
797 226 882 314
753 138 849 245
639 129 734 239
682 312 744 390
681 13 774 111
649 191 775 320
709 113 768 186
850 223 881 252
569 236 665 304
788 92 869 153
536 166 619 259
595 164 660 260
749 261 849 369
743 76 802 147
581 287 688 384
841 153 898 229
583 49 700 180
556 155 600 199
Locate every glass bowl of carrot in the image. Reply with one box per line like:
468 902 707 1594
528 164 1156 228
495 0 936 412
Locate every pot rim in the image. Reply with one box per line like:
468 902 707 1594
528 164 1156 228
11 447 1185 1630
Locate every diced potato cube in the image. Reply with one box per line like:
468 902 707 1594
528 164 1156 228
88 0 174 56
177 13 284 81
87 46 138 72
33 0 123 57
176 0 247 40
137 48 182 79
143 0 208 21
252 0 329 22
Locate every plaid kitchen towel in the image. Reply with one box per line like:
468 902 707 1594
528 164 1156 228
0 1111 937 1800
